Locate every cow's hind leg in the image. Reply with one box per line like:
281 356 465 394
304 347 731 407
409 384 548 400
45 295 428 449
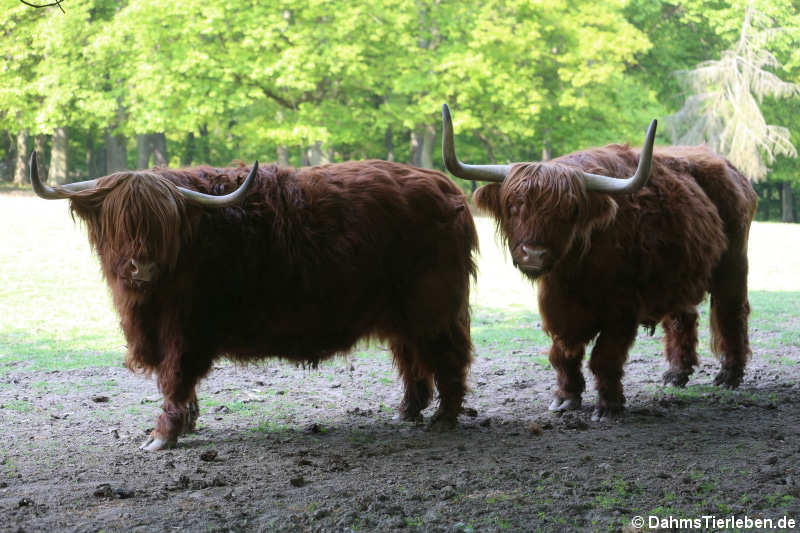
710 251 752 388
548 338 585 412
417 321 472 431
140 352 211 451
391 340 434 423
661 309 699 387
588 322 637 421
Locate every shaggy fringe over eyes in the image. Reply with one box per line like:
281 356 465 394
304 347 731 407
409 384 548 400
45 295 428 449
504 162 590 216
69 172 189 272
498 162 618 258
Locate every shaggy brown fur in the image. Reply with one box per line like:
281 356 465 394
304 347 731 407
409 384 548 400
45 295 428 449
65 160 478 447
474 144 756 418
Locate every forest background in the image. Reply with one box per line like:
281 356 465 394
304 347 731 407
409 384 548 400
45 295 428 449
1 0 798 221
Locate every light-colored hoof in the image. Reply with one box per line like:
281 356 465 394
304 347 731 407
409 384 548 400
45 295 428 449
549 395 581 412
139 433 177 451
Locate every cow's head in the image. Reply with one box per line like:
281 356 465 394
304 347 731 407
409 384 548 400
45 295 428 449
441 104 656 279
29 153 257 299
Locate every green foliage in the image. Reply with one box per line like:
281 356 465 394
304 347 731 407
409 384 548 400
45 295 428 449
0 0 797 203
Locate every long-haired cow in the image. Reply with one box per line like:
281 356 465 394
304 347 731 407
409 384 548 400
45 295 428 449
442 104 756 420
30 153 477 449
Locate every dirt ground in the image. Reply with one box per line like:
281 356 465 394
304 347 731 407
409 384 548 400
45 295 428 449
1 326 799 533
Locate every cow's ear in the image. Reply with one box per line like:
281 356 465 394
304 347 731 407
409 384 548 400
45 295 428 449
581 194 618 233
473 184 502 217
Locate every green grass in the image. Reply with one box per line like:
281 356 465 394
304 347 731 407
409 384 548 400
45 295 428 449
1 196 799 374
2 398 34 412
0 196 124 372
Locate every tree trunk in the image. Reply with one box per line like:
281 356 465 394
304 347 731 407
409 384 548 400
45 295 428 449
105 131 128 173
781 181 795 223
2 131 13 181
199 124 210 163
420 124 435 169
86 134 94 178
474 131 498 164
13 130 28 185
136 134 151 169
88 128 106 177
151 133 168 166
410 129 422 167
277 146 289 166
48 127 68 185
385 127 394 162
306 141 330 166
33 134 49 179
183 132 195 166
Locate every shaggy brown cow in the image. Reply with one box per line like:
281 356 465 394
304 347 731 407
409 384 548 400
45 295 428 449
30 153 477 449
442 104 756 420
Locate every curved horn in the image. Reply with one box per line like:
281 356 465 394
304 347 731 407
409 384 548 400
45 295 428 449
581 119 657 194
441 104 511 183
29 151 100 199
176 161 259 207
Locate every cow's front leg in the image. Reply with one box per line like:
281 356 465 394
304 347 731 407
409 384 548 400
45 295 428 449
548 338 585 412
140 354 208 451
588 322 637 421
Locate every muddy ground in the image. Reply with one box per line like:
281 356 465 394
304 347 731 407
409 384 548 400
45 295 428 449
1 330 799 533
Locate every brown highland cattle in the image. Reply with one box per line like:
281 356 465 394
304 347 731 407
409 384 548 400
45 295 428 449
30 153 477 449
442 104 757 420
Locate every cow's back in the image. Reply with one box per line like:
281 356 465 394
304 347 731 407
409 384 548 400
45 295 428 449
176 160 477 361
654 146 757 241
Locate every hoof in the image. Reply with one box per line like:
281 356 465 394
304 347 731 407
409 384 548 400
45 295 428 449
426 410 458 432
714 367 743 389
140 432 177 451
393 411 424 424
662 368 692 388
549 394 581 412
591 405 623 422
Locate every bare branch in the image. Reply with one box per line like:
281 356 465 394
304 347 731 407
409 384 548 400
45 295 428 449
19 0 65 13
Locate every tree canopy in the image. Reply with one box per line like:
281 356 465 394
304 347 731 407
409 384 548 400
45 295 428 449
1 0 798 216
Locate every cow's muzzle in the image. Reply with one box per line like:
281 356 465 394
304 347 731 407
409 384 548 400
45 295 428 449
129 259 159 286
512 244 553 277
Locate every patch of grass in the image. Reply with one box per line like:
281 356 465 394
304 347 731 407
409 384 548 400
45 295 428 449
253 420 290 434
697 480 717 494
763 492 796 507
531 355 550 368
485 493 510 504
661 384 735 401
405 517 424 527
2 399 34 413
0 330 122 372
494 518 511 530
0 198 123 373
472 308 550 358
1 454 17 476
593 478 642 510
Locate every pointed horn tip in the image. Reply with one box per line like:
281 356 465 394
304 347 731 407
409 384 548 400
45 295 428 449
646 119 658 139
442 104 453 122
